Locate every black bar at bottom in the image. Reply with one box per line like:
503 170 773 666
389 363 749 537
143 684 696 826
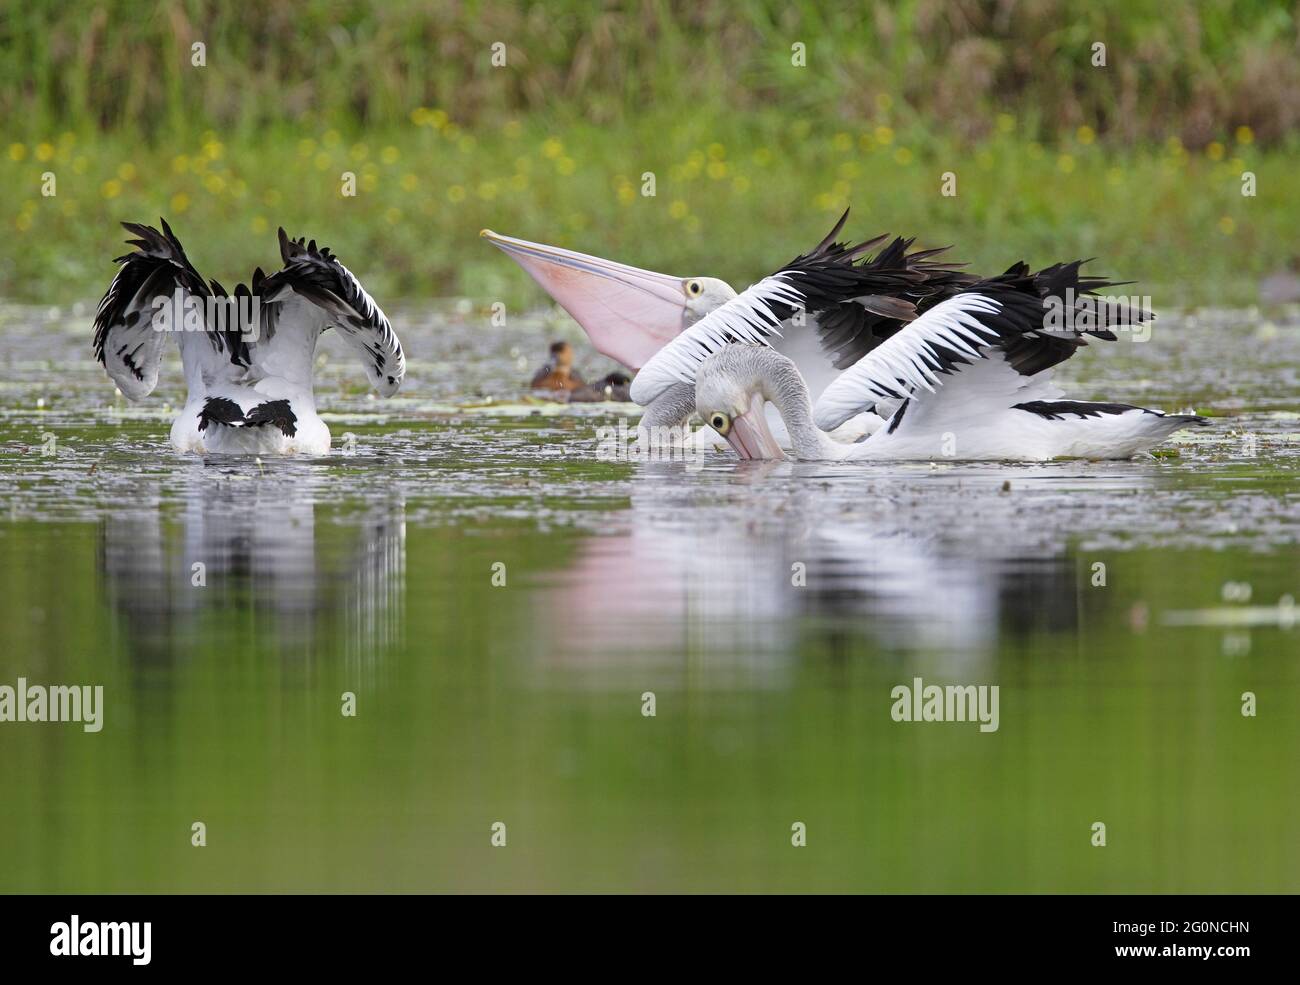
0 894 1281 972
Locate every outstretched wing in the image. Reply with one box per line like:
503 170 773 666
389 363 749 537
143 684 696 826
813 262 1150 431
258 229 405 396
629 212 969 406
805 229 978 371
92 219 248 399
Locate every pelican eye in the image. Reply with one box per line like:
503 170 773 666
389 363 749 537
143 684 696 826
708 412 731 435
686 280 703 297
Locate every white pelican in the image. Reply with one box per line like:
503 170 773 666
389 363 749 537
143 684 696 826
93 219 405 455
631 253 1207 461
481 211 977 442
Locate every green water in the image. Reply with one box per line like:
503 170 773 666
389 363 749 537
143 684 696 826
0 302 1297 892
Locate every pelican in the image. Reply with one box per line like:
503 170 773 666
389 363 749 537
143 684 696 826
632 253 1207 461
481 211 976 442
93 219 405 455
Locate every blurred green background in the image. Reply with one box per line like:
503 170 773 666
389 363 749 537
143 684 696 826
1 0 1297 303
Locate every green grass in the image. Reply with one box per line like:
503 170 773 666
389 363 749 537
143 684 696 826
4 1 1297 145
1 1 1297 306
1 111 1294 307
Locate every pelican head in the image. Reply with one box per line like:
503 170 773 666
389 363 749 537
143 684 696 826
480 229 735 369
696 346 791 461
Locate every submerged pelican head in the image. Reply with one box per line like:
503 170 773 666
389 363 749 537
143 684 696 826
695 346 791 461
480 229 735 369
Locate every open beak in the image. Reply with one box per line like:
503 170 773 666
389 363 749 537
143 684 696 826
724 394 786 461
481 229 690 370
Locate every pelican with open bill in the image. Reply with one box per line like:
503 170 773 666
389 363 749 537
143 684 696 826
633 253 1207 461
482 210 977 443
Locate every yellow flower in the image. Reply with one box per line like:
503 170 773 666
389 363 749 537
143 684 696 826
1057 153 1075 173
203 174 225 194
429 109 449 129
477 181 498 200
447 185 466 203
556 156 576 175
251 215 268 233
101 179 122 199
1075 125 1095 145
401 173 418 192
203 140 223 160
172 154 190 174
8 143 26 161
1235 125 1254 146
171 192 190 213
668 199 688 219
706 161 728 180
322 129 341 147
874 125 894 146
36 142 55 162
617 184 635 205
707 142 726 161
381 145 399 164
893 147 912 165
117 162 136 181
541 138 563 159
410 108 431 127
1218 216 1235 235
1206 141 1225 161
15 213 32 232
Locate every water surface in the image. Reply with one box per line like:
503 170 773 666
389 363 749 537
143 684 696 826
1 302 1297 892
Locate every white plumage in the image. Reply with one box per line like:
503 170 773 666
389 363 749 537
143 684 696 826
93 220 405 455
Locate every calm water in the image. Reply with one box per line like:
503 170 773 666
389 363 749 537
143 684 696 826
1 300 1297 892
